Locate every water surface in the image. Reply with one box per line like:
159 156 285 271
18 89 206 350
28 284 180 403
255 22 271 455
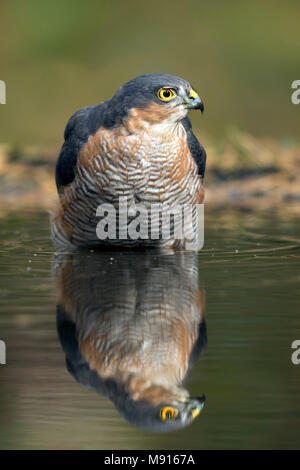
0 212 299 449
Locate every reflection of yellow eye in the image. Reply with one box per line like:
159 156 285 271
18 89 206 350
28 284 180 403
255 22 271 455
157 88 176 102
160 406 178 421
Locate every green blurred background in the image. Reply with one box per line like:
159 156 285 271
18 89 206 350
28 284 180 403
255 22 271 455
1 3 300 450
0 0 299 149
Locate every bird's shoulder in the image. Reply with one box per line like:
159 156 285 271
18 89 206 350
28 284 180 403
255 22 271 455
181 117 206 178
55 102 109 190
64 105 95 141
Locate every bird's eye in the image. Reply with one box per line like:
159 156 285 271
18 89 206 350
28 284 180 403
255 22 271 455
157 88 176 102
160 406 178 421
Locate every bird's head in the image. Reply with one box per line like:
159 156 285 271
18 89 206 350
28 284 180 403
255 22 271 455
159 395 206 430
111 375 205 432
114 384 206 433
109 73 204 134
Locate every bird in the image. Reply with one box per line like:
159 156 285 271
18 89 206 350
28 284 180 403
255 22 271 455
51 74 206 248
54 249 207 432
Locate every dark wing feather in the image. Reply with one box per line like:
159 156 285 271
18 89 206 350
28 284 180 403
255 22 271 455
183 320 207 384
55 103 110 191
182 117 206 178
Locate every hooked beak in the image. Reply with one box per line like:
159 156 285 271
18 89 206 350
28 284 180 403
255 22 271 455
188 394 206 419
187 89 204 113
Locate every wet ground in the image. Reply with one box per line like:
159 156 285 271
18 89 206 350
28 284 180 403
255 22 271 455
0 211 299 449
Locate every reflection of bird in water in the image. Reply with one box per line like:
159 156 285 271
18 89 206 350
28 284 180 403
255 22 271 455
54 250 207 432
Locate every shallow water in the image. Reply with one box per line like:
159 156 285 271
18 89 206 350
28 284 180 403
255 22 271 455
0 211 299 449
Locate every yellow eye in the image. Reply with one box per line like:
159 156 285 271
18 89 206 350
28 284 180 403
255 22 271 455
160 406 178 421
157 88 176 102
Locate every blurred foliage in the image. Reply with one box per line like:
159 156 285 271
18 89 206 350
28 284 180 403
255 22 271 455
0 0 299 151
1 131 300 219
